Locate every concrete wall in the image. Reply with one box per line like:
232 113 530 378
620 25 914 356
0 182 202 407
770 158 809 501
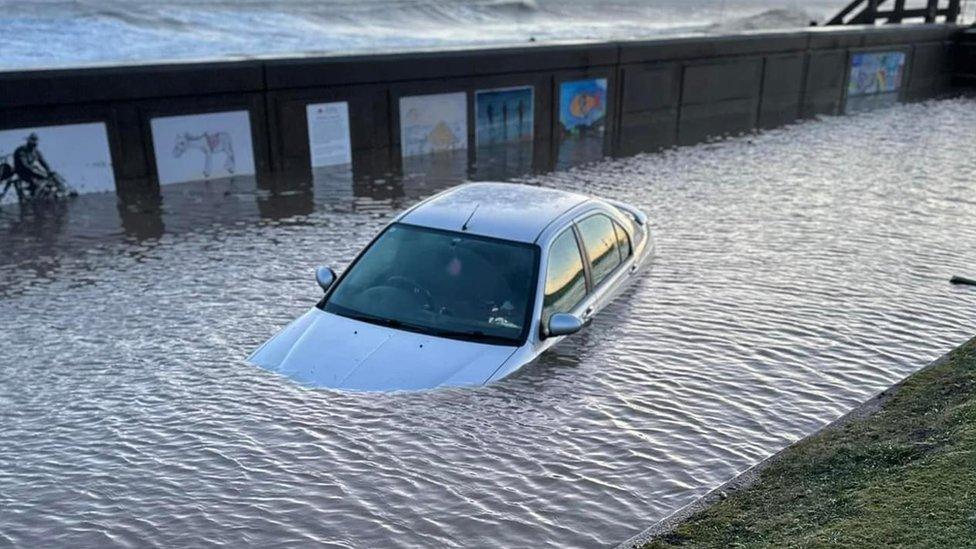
953 27 976 88
0 24 963 198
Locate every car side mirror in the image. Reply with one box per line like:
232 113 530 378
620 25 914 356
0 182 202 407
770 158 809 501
546 313 583 338
315 266 336 292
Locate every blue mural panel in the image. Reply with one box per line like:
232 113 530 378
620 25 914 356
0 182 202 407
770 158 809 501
557 78 608 169
475 86 534 147
846 51 906 113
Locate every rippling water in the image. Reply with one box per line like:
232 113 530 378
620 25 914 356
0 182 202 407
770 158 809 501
1 99 975 548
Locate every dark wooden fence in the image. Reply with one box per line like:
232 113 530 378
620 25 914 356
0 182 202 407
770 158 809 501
826 0 962 25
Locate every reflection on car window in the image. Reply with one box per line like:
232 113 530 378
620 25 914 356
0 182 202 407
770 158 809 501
542 229 587 325
577 214 620 287
323 223 537 345
613 220 631 261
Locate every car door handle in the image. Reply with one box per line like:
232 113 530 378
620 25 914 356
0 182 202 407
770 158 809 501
582 306 594 325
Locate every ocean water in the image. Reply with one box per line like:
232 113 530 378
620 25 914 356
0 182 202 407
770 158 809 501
0 0 853 70
0 98 974 547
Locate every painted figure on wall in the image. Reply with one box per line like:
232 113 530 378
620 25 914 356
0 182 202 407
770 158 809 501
475 86 534 148
151 110 255 186
1 132 74 203
173 131 236 178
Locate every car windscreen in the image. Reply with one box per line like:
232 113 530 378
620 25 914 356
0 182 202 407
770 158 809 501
323 223 539 345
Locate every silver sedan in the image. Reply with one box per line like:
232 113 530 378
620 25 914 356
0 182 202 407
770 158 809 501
249 182 653 391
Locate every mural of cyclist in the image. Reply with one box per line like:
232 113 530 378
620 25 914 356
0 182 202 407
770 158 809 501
14 133 54 195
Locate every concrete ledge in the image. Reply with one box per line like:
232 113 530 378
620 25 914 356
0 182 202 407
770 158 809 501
266 42 620 89
619 31 809 64
0 61 265 108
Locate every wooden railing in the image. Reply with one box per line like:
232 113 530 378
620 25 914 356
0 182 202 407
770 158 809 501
825 0 961 25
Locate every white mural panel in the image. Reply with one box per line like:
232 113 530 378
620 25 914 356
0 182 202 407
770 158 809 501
151 110 256 186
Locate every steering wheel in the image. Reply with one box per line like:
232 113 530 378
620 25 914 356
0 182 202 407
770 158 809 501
385 275 434 310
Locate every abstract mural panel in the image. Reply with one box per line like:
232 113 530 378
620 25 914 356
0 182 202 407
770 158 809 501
557 78 607 169
845 51 907 113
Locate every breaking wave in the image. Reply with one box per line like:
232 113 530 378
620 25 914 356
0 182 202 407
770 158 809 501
1 0 845 70
708 7 817 33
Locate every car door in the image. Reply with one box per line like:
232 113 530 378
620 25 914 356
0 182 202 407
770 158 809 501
539 224 590 338
572 210 635 323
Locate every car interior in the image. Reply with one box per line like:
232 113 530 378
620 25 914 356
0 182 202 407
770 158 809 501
326 224 537 341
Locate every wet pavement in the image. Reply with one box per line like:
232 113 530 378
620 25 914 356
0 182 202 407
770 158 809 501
1 98 974 548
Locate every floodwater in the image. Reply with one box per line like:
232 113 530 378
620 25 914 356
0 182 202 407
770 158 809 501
1 98 975 548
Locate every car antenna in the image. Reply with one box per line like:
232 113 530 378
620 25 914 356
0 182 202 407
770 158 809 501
461 204 479 231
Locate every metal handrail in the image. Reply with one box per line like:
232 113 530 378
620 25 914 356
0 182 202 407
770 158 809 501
825 0 960 25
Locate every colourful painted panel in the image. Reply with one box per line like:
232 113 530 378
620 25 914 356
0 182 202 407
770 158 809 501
559 78 607 134
475 86 533 147
399 92 467 158
557 78 608 169
848 51 906 97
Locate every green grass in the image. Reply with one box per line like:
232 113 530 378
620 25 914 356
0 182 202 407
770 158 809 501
644 337 976 549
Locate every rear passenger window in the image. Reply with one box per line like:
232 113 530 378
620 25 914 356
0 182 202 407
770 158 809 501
613 220 631 261
576 214 621 287
542 229 587 324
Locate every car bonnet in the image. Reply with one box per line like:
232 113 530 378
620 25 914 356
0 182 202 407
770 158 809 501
248 308 519 391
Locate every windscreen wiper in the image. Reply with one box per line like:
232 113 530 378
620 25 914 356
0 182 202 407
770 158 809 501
430 328 513 345
342 311 403 329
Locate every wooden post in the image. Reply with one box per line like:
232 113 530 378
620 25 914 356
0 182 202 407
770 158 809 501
827 0 867 25
947 0 961 22
888 0 906 23
866 0 880 23
925 0 938 22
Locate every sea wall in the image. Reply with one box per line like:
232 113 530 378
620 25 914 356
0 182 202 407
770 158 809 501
954 26 976 86
0 24 964 199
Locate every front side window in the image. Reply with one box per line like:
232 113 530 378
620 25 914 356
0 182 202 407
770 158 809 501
323 223 538 345
576 214 621 287
542 229 587 325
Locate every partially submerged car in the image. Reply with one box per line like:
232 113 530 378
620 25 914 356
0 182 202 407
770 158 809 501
249 182 652 391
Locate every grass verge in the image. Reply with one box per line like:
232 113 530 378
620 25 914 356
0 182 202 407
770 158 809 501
644 336 976 549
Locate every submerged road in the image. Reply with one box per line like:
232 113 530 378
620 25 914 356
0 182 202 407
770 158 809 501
1 98 975 548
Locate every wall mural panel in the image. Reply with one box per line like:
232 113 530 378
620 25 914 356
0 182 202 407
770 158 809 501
845 51 907 113
399 92 468 159
151 110 256 186
0 122 115 204
557 78 607 169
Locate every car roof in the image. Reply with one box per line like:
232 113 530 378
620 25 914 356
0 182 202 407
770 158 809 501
398 182 591 243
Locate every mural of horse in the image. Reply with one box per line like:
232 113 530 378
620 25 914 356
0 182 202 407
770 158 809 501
172 131 235 178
